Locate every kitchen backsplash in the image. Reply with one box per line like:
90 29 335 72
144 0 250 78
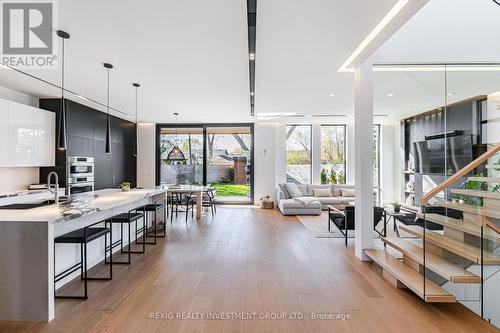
0 167 39 192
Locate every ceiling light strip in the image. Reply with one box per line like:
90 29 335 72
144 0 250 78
338 0 409 72
1 64 133 119
247 0 257 116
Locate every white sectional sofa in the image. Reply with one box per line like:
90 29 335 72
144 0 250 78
275 183 355 215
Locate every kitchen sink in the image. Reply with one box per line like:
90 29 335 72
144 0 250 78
0 198 68 210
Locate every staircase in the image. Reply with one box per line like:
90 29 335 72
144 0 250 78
366 143 500 327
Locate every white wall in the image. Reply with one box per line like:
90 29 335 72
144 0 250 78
136 123 156 188
0 86 40 192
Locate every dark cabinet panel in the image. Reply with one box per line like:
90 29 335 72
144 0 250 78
68 136 93 157
66 100 95 140
94 157 114 190
94 139 108 158
112 143 126 185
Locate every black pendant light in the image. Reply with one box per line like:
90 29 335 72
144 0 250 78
56 30 70 150
103 63 113 154
166 112 186 161
132 82 140 156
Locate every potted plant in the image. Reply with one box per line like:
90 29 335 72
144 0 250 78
391 201 402 213
320 169 327 184
119 181 131 192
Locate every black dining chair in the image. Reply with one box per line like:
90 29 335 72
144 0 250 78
170 192 195 222
202 188 217 215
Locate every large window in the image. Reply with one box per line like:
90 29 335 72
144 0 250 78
159 127 204 185
286 125 312 184
320 125 346 184
157 124 254 203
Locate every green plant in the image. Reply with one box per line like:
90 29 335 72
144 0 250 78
321 169 327 184
391 202 402 210
337 170 345 184
329 169 337 184
457 173 486 206
119 181 131 190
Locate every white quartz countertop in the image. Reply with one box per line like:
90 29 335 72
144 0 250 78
0 188 166 224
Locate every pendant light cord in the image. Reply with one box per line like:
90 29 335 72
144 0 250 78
494 0 500 6
135 86 138 123
61 38 65 99
107 68 110 117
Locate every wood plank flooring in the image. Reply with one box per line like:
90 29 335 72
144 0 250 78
0 207 497 333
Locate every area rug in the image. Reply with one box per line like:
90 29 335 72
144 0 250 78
297 211 393 239
297 212 346 238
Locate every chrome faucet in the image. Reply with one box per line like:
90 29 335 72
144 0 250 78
47 171 60 204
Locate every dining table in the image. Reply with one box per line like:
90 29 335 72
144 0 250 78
163 184 210 220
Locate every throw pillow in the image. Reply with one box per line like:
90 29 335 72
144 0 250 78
341 188 355 197
279 184 291 199
312 188 332 197
284 183 303 199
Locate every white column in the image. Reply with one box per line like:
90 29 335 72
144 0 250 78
312 123 322 184
354 62 374 261
137 123 156 188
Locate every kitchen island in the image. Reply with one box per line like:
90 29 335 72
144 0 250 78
0 188 166 322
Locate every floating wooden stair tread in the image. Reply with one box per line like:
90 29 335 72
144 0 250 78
451 189 500 200
485 165 500 169
436 200 500 220
382 237 480 283
398 225 500 265
365 249 456 303
468 177 500 183
417 213 500 242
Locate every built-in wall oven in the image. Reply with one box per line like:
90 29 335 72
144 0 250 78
67 156 94 195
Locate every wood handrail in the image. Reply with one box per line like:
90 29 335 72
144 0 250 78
421 143 500 206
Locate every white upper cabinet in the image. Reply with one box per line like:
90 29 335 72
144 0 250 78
34 108 55 166
0 99 8 167
8 101 34 166
1 99 55 167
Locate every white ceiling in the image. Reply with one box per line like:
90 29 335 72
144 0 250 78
0 0 402 123
2 0 496 125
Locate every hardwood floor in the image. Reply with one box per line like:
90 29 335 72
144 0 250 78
0 207 497 333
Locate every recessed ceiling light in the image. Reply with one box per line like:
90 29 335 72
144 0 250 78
448 92 455 96
250 92 255 96
386 93 396 97
249 53 255 61
329 94 336 97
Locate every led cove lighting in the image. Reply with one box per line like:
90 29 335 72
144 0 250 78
338 0 409 72
373 66 500 72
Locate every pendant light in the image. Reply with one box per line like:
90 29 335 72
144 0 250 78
103 63 113 154
132 82 140 156
56 30 70 150
166 112 186 161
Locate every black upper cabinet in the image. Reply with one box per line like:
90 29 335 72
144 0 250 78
66 100 95 140
38 98 137 189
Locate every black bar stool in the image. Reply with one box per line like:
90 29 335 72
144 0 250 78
54 221 112 300
138 198 167 244
105 208 146 265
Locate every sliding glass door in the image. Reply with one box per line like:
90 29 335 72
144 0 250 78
157 124 254 203
206 126 252 203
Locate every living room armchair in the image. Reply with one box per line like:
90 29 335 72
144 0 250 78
328 205 386 246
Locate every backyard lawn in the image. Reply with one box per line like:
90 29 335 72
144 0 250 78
211 184 250 197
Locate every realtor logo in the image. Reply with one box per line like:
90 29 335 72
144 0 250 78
1 0 57 68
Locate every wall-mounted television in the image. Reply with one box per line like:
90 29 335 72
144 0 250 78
414 135 473 175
